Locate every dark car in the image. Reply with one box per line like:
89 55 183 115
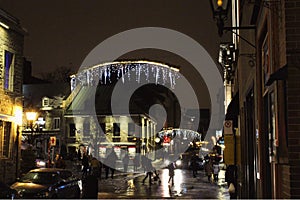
0 181 18 199
10 168 81 199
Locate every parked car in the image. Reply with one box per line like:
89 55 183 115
10 168 81 199
0 181 18 199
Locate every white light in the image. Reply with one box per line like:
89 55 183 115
0 22 9 29
175 160 182 166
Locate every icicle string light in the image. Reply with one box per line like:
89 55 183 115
70 60 180 91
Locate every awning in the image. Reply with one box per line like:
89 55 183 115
225 92 239 128
266 65 287 86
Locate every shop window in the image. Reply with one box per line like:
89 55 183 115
4 50 14 91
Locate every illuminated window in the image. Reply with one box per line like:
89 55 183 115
4 50 14 91
42 97 49 107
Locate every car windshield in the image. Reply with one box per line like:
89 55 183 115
20 172 60 184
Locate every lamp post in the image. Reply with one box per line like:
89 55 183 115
26 111 37 145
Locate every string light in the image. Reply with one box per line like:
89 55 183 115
71 60 180 90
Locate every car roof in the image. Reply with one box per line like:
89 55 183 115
29 168 70 173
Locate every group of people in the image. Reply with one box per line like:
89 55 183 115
204 156 220 183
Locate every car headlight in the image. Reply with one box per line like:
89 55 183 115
176 160 182 166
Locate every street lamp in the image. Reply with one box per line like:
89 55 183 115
26 111 37 144
209 0 256 37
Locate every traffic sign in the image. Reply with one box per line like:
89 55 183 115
224 120 233 135
50 136 56 146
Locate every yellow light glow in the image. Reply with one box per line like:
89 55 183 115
14 106 23 125
26 111 37 121
217 0 223 7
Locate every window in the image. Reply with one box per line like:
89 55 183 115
128 123 135 136
2 121 12 157
113 123 120 137
4 50 14 91
69 123 76 137
53 118 60 129
83 122 90 136
42 97 50 107
100 123 106 135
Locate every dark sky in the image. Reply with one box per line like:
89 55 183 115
0 0 230 77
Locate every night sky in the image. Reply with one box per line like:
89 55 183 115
0 0 230 78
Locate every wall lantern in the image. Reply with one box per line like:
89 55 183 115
209 0 230 36
210 0 256 37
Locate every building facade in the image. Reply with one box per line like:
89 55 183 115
222 0 300 198
0 8 25 184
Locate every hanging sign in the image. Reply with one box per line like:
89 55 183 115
224 120 233 135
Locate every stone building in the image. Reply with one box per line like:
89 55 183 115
221 0 300 198
0 8 25 184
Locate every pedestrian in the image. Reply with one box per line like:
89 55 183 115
105 150 118 179
122 153 129 172
142 157 153 185
213 161 220 182
90 157 100 177
204 158 213 182
190 155 198 178
82 152 90 178
54 154 66 169
167 162 176 186
133 154 140 172
141 155 147 172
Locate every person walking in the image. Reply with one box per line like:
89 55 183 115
190 155 198 178
213 161 220 182
81 152 90 178
105 150 118 179
122 153 129 172
90 157 100 178
54 154 66 169
167 162 176 186
133 154 140 172
204 158 213 182
142 157 153 185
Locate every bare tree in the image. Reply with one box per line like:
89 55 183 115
40 66 75 83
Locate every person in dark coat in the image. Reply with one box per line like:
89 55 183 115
190 154 198 178
142 157 153 185
105 150 118 179
82 152 90 178
167 162 176 186
133 154 140 172
122 153 129 172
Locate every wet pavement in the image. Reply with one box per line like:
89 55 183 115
67 160 230 199
96 168 230 199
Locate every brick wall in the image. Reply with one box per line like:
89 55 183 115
286 0 300 198
0 11 24 184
